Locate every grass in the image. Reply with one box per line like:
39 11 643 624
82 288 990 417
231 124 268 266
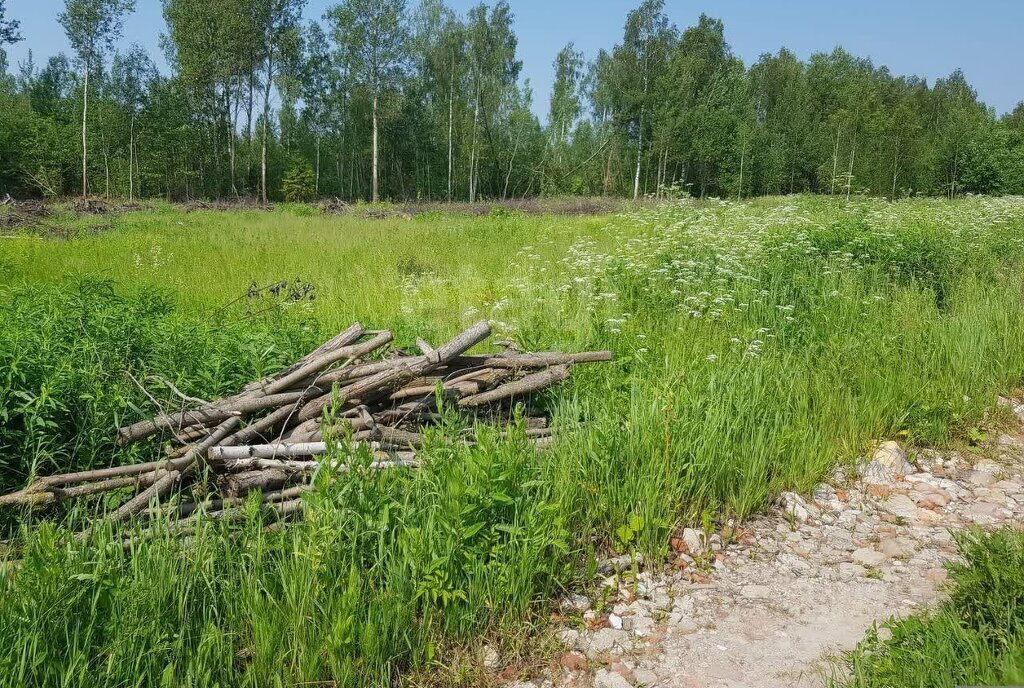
835 527 1024 687
1 195 1024 686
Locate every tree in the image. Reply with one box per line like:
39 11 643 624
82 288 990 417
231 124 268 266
326 0 407 203
0 0 22 47
549 43 584 147
253 0 304 205
606 0 675 198
109 45 156 199
58 0 135 196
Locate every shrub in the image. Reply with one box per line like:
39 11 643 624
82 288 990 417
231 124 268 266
282 160 316 203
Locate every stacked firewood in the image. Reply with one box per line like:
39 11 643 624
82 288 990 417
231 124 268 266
0 321 611 530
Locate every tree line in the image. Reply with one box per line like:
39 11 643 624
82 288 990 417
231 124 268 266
0 0 1021 202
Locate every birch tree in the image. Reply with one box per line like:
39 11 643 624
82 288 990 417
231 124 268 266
326 0 407 203
58 0 135 196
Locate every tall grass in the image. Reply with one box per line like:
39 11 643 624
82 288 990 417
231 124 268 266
1 196 1023 686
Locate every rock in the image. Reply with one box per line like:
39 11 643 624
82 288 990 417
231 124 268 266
838 562 865 581
878 537 917 559
992 479 1022 493
558 628 581 648
740 584 771 599
912 490 950 509
599 554 642 575
594 668 634 688
680 527 706 556
779 491 812 522
482 645 499 668
812 483 845 511
633 668 659 686
873 441 914 475
558 651 587 672
585 628 629 658
629 613 655 637
648 590 672 611
879 493 921 521
852 548 886 567
962 501 1008 525
968 471 998 487
609 613 623 630
860 461 897 486
559 593 592 613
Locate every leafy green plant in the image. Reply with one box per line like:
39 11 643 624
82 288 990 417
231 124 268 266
282 160 316 203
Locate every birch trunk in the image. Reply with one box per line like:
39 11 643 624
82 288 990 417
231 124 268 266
81 58 89 196
371 93 379 203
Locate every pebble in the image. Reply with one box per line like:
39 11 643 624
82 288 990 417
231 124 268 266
594 668 633 688
872 441 915 475
779 491 812 522
681 527 705 556
852 547 886 567
879 493 921 521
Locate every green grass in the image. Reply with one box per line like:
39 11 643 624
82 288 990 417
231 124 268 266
1 196 1024 686
835 527 1024 688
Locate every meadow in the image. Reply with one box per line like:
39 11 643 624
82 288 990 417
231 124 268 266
2 195 1024 686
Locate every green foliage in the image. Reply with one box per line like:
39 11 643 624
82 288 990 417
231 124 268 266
281 158 315 202
0 278 318 489
2 1 1023 201
2 197 1024 684
837 528 1024 688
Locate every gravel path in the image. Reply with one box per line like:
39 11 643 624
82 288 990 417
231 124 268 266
515 397 1024 688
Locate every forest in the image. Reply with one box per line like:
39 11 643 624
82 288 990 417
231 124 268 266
0 0 1022 203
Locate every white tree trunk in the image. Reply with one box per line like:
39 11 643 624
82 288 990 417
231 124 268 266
81 59 89 197
129 115 134 201
469 82 480 203
633 108 643 200
372 93 379 203
447 53 454 203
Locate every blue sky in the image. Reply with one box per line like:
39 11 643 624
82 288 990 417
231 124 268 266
5 0 1022 117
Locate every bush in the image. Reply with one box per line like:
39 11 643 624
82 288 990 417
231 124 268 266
282 160 315 203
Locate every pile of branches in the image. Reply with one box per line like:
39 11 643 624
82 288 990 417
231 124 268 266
0 321 611 532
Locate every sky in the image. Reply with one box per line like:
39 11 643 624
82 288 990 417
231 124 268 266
5 0 1023 118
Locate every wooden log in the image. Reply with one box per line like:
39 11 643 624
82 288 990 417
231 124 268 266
110 416 240 522
456 351 613 369
259 330 393 396
242 323 364 393
223 469 291 497
117 392 304 445
211 438 380 460
377 426 423 449
220 456 418 472
458 365 570 408
388 379 480 401
175 483 312 519
299 321 490 420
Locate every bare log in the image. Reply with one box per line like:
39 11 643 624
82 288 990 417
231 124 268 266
110 416 240 522
259 330 393 396
223 469 291 497
300 321 490 419
242 322 364 392
458 365 570 408
117 392 304 445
